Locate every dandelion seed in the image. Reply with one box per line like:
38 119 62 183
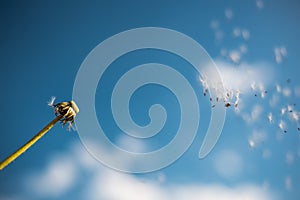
279 120 287 132
268 113 273 123
281 108 287 115
249 139 255 148
239 44 248 54
276 84 281 93
250 82 256 90
274 47 287 64
234 90 240 107
291 112 299 121
282 87 292 97
47 96 56 107
225 102 231 107
242 29 250 40
229 50 241 63
256 0 264 9
287 105 293 113
225 8 233 20
280 47 287 56
233 27 241 37
200 76 209 96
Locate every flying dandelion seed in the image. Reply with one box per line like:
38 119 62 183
224 8 233 20
234 90 240 107
276 84 281 93
250 81 256 91
248 139 255 148
281 108 287 116
199 75 211 98
287 105 293 113
291 112 299 121
0 97 79 170
241 29 250 40
268 113 273 124
278 120 287 133
256 0 264 9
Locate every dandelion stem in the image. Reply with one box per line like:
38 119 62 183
0 115 63 170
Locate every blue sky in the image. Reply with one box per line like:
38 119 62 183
1 0 300 199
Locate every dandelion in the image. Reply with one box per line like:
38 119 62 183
0 97 79 170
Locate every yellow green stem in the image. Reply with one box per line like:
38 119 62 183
0 115 63 170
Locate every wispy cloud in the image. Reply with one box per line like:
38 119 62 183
26 155 77 198
22 142 277 200
213 150 243 179
214 60 274 93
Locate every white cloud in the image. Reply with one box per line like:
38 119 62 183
213 150 243 179
26 155 77 198
86 167 275 200
116 134 148 153
214 60 274 94
170 184 274 200
23 142 278 200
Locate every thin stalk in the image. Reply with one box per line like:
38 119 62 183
0 115 63 170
